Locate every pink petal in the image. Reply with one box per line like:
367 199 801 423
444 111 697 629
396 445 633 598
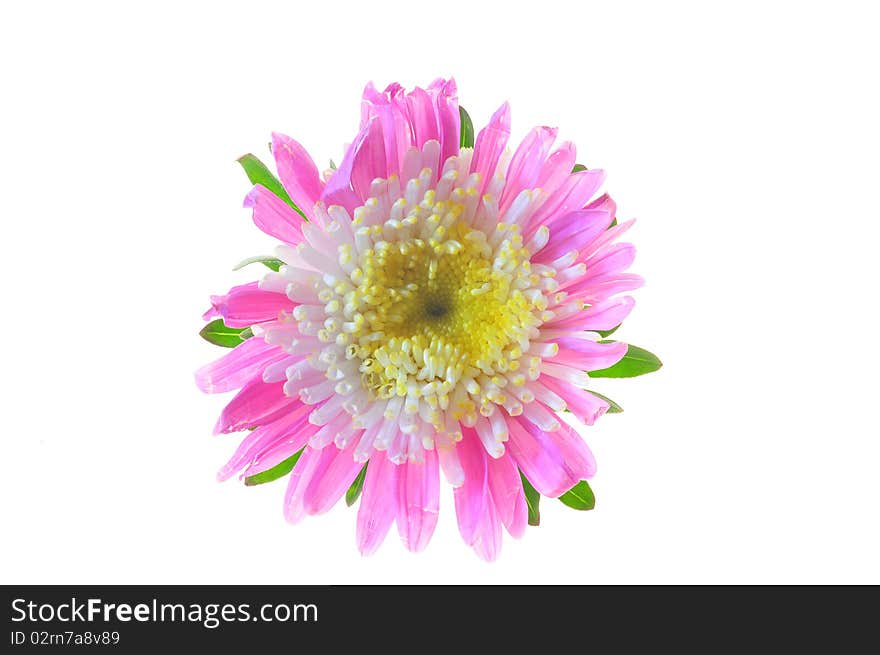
564 273 645 305
500 126 557 215
241 419 321 478
453 428 491 545
545 420 597 479
527 169 605 235
470 102 511 195
427 77 460 165
284 445 324 524
584 192 617 217
206 281 295 328
534 141 577 199
322 123 373 212
472 496 503 562
515 415 596 490
396 448 440 552
349 117 388 200
547 338 628 372
543 296 635 332
532 209 614 263
486 451 528 539
538 376 611 426
201 305 220 321
405 86 440 149
506 417 575 497
581 243 636 280
195 337 288 394
244 184 306 245
302 441 364 515
361 82 407 178
271 132 325 224
356 451 399 555
454 430 505 560
580 218 636 262
218 403 313 481
213 379 301 435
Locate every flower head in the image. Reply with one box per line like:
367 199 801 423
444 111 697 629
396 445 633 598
196 79 658 560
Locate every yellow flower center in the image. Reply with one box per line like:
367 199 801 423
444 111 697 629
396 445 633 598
328 190 549 426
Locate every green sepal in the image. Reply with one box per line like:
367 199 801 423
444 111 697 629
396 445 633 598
588 344 663 378
199 319 251 348
244 448 304 486
233 255 283 272
596 323 620 339
345 464 368 506
520 472 541 526
236 153 305 218
459 106 475 148
558 480 596 510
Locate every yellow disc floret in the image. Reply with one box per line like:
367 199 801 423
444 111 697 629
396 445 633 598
317 185 548 429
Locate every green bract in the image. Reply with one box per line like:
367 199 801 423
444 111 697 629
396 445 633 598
520 473 541 526
236 153 305 218
459 106 475 148
588 344 663 378
244 449 304 486
558 481 596 510
199 319 251 348
346 465 368 506
233 254 283 272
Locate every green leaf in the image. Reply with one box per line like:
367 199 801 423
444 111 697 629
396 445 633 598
329 159 337 170
520 472 541 526
233 254 283 272
588 344 663 378
199 319 251 348
597 323 620 339
459 106 475 148
609 217 618 228
244 448 304 486
588 391 623 413
345 464 368 506
558 480 596 510
236 153 305 218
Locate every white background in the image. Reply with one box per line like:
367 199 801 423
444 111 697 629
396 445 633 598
1 1 878 584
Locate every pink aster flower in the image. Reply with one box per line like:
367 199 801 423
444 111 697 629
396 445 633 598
196 79 658 560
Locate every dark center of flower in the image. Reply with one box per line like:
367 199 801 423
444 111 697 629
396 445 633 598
423 298 450 320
